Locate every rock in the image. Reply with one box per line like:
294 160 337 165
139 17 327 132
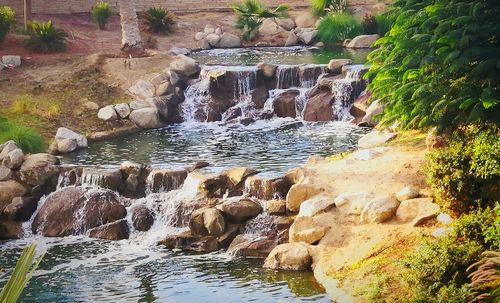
217 224 241 249
295 13 317 28
206 33 221 46
128 79 156 99
56 138 77 154
129 99 152 111
189 161 210 171
244 176 292 200
0 166 12 181
314 41 324 48
198 38 211 50
2 55 21 67
266 199 287 215
286 183 323 212
88 219 129 240
358 131 397 149
259 19 285 36
327 59 353 74
334 192 375 215
129 108 162 129
346 34 380 48
195 32 206 41
204 25 216 34
32 186 127 237
285 30 299 46
396 198 440 226
216 33 242 48
0 180 27 213
170 55 201 77
156 81 175 97
257 62 277 78
114 103 131 118
98 105 118 122
273 89 299 118
146 169 188 193
360 195 400 224
222 167 258 187
3 197 38 222
298 195 335 217
120 161 143 176
131 205 155 231
289 216 327 244
216 197 263 223
359 99 384 127
396 187 420 202
159 231 221 253
251 86 270 108
228 234 277 258
263 243 312 270
19 153 60 188
83 101 99 110
298 29 318 45
0 220 23 240
276 18 296 31
169 47 191 56
189 208 226 236
2 148 24 169
0 141 17 161
81 168 123 190
303 91 335 121
54 127 88 153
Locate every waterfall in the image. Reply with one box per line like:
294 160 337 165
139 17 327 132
81 170 106 188
180 78 211 122
331 79 355 121
345 64 365 81
276 65 299 89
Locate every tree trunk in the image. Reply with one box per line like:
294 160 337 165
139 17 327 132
24 0 32 31
119 0 144 56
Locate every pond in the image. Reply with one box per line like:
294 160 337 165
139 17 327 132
190 46 370 66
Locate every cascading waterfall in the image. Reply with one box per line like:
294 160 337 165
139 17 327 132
276 64 326 89
180 78 211 122
331 79 355 121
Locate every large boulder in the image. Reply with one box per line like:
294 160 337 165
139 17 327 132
245 176 292 200
334 192 374 215
257 62 277 78
289 216 327 244
170 55 201 77
266 199 287 215
295 13 317 28
216 197 262 223
360 195 400 224
286 183 323 212
303 91 335 121
19 153 60 188
273 89 299 118
129 108 162 129
285 30 299 46
263 242 312 270
228 234 278 258
189 208 226 236
276 18 296 31
396 198 440 226
298 195 335 217
206 33 221 47
114 103 131 119
88 219 129 240
0 141 18 161
222 167 258 187
32 186 127 237
97 105 118 122
259 19 285 36
0 180 28 213
396 186 420 202
216 33 242 48
2 148 24 169
146 169 188 193
358 131 397 149
359 99 384 127
346 34 380 48
3 196 38 222
327 59 353 74
54 127 88 153
0 220 23 240
297 28 318 45
252 86 270 109
0 166 12 181
128 79 156 99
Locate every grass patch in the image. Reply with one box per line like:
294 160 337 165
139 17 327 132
0 117 45 153
386 130 427 148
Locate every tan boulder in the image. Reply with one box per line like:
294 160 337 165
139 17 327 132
298 195 335 217
289 216 327 244
346 34 380 48
244 175 292 200
189 208 226 236
259 18 285 36
286 182 323 212
295 13 317 28
266 199 287 215
216 197 262 223
360 195 400 223
327 59 353 74
276 18 296 31
0 180 28 213
396 198 440 226
222 167 258 187
334 192 374 215
396 186 420 202
263 242 312 270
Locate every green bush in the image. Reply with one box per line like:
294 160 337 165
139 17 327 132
141 7 176 34
91 1 112 30
374 13 393 37
25 20 68 52
0 117 45 153
361 14 377 35
366 0 500 129
317 13 362 45
310 0 346 17
232 0 289 41
426 124 500 213
403 208 499 303
0 6 15 42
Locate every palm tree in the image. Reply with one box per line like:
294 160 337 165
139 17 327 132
118 0 144 55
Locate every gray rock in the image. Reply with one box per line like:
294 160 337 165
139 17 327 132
215 27 223 35
55 127 87 149
0 166 12 181
204 25 216 34
128 79 156 99
56 138 78 153
298 28 318 45
83 101 99 110
295 13 317 28
346 34 380 48
259 19 285 36
206 33 221 47
156 81 174 96
194 32 206 41
396 186 420 202
276 18 296 31
129 108 162 129
217 33 242 48
198 38 211 50
3 196 38 222
114 103 131 119
98 105 118 121
2 148 24 169
170 55 201 77
360 100 384 127
360 195 400 223
0 141 18 161
169 47 191 56
19 153 60 187
2 55 21 67
129 100 152 111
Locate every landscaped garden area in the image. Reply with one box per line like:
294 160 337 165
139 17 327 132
0 0 498 302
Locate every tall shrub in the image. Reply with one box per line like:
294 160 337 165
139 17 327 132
25 20 68 52
366 0 500 129
0 117 45 153
232 0 289 41
141 7 176 34
317 13 362 45
0 6 15 42
91 1 113 30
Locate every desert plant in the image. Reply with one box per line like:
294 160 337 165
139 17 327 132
467 251 500 303
426 124 500 213
141 7 176 34
0 243 44 303
0 117 45 153
310 0 347 17
91 1 113 30
361 14 377 35
232 0 289 41
317 13 362 45
25 20 68 52
366 0 500 129
0 6 15 42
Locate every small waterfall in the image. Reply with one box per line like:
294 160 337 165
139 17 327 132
345 64 365 81
243 212 276 237
331 79 355 121
180 78 211 122
81 170 106 188
145 169 188 195
276 65 300 89
234 70 257 99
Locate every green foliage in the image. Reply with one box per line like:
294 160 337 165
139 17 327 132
426 124 500 213
25 20 67 53
361 14 377 35
91 1 113 30
317 13 362 45
0 243 44 303
366 0 500 129
403 208 499 303
232 0 289 41
141 7 176 34
0 6 15 42
374 12 394 36
0 116 45 153
310 0 346 17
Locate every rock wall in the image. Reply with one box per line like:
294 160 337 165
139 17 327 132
3 0 389 15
